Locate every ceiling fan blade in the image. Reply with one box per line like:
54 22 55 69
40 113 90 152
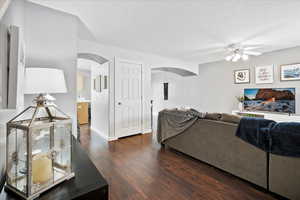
244 50 262 56
243 45 263 50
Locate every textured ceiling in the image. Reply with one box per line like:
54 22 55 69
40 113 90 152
30 0 300 64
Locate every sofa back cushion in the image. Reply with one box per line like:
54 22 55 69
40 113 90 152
205 113 222 121
221 113 242 124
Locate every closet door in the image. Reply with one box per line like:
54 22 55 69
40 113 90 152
114 58 142 138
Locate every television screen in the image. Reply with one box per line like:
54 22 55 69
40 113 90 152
244 88 296 114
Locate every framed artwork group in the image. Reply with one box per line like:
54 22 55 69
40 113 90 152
234 63 300 84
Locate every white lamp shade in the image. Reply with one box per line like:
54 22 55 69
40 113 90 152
24 68 67 94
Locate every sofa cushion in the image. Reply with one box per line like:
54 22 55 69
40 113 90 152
205 113 222 121
221 113 241 124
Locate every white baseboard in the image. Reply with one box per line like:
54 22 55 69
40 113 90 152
142 129 152 134
92 128 152 141
90 126 117 141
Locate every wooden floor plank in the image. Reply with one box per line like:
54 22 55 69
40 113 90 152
79 125 278 200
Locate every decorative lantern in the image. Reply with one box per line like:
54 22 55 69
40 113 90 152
6 68 75 199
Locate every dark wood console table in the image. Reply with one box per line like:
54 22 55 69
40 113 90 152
0 138 109 200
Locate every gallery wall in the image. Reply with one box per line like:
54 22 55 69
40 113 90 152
152 46 300 116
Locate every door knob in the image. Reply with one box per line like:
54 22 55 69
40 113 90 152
118 102 122 105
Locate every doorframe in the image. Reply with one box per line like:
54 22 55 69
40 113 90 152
113 57 144 139
77 54 114 141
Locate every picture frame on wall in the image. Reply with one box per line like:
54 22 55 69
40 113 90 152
98 75 102 92
280 63 300 81
103 75 108 89
93 78 96 91
163 82 168 100
255 65 274 84
94 75 101 92
233 69 250 84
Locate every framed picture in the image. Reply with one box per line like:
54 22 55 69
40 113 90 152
103 75 108 89
94 75 101 92
163 82 168 100
233 69 250 84
280 63 300 81
255 65 274 84
93 79 97 90
98 75 102 92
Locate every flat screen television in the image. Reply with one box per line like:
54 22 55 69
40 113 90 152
244 88 296 114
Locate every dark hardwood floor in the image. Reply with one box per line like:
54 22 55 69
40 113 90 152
79 125 278 200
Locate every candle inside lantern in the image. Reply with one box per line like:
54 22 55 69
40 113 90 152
32 154 52 184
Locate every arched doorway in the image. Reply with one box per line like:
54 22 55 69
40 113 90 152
150 67 197 132
76 53 111 141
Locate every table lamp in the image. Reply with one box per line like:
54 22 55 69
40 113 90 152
24 68 67 105
6 68 75 200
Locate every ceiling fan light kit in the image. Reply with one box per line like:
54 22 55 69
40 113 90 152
242 54 249 60
224 44 262 62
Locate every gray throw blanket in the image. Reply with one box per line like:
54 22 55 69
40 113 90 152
157 109 205 143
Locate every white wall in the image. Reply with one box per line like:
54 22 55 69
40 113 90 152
151 71 194 132
78 40 199 74
0 0 11 20
90 61 110 139
151 46 300 117
77 70 91 100
0 0 22 29
24 1 78 135
151 71 191 114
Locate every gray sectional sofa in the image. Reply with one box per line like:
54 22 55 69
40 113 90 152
269 155 300 200
164 118 268 188
161 114 300 199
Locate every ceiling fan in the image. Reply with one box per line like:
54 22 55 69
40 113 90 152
224 43 262 62
183 43 264 62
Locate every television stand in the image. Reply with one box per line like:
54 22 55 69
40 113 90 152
232 110 300 122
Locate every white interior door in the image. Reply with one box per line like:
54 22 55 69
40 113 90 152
115 58 142 138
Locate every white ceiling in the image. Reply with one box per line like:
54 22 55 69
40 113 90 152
29 0 300 64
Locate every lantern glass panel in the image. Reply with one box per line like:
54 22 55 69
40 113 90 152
31 126 53 194
7 128 28 194
53 123 72 182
